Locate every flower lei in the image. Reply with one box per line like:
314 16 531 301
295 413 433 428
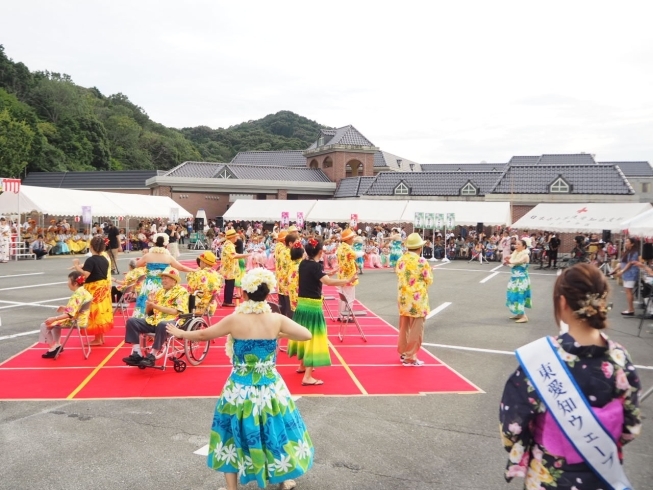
149 247 170 255
225 300 273 360
574 292 609 319
240 267 277 294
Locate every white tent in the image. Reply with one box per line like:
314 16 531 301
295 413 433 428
400 201 512 226
0 185 192 219
511 202 652 233
223 199 317 222
306 199 408 224
621 208 653 237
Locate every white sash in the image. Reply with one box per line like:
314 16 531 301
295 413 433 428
516 337 633 490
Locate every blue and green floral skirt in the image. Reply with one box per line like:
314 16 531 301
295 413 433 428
506 264 532 315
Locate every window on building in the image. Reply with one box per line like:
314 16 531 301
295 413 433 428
460 182 477 195
642 183 651 193
550 177 570 193
217 169 233 179
394 182 409 195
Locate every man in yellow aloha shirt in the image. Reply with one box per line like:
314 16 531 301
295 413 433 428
220 229 241 306
122 266 189 367
277 233 298 317
396 233 433 366
336 228 360 320
187 251 223 316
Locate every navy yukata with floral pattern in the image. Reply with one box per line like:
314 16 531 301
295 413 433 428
500 333 641 489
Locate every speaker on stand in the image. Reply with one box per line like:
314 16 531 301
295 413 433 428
193 218 205 232
642 243 653 261
476 222 484 235
602 230 611 243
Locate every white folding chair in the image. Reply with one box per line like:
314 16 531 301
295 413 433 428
322 296 337 322
337 292 367 342
55 301 92 360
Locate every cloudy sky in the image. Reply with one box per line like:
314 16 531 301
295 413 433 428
4 1 653 164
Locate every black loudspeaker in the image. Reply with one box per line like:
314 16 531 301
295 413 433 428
602 230 611 242
215 217 224 229
643 243 653 261
476 222 484 234
194 217 204 232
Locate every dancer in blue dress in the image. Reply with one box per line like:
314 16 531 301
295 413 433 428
167 268 314 490
386 229 403 268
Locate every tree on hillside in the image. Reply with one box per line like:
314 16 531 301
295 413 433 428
0 109 34 177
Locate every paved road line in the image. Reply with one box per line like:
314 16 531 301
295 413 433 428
0 329 41 341
0 281 67 292
426 302 452 320
479 272 500 284
0 297 70 311
432 266 553 277
490 264 503 272
0 272 45 279
421 342 653 370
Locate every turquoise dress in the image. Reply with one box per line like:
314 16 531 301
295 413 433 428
506 264 532 315
353 241 364 270
132 262 167 318
390 239 403 268
208 339 314 488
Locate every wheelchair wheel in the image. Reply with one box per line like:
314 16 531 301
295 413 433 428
173 360 186 373
184 317 210 366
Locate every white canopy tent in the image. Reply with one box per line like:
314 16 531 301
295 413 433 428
306 199 408 224
0 185 192 220
222 199 317 222
621 208 653 237
511 202 652 233
400 201 512 226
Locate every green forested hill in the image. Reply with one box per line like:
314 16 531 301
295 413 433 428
0 45 327 178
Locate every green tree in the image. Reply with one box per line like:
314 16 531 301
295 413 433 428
0 108 34 177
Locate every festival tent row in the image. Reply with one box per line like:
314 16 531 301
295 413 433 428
223 199 513 226
621 208 653 237
510 202 653 234
0 185 192 220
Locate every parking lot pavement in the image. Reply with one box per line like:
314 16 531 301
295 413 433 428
1 255 651 489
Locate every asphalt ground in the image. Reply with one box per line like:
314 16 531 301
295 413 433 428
0 252 651 490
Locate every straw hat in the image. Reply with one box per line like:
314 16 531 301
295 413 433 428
340 229 356 242
277 231 288 242
160 266 181 283
196 251 217 267
225 229 237 239
405 233 426 250
287 225 299 233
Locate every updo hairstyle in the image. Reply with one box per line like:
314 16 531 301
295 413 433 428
554 263 610 330
90 236 106 253
304 237 323 259
247 282 270 302
68 270 85 286
155 235 167 247
290 245 304 261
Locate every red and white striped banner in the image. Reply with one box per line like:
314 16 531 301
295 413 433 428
1 178 21 194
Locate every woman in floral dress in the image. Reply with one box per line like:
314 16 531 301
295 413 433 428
167 268 313 490
504 238 532 323
500 264 641 489
387 229 403 268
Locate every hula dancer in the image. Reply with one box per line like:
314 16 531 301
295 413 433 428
504 238 532 323
288 237 356 386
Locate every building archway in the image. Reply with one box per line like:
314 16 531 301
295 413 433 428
345 159 364 177
309 159 319 169
322 156 333 169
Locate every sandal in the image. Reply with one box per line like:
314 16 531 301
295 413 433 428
279 481 297 490
301 379 324 386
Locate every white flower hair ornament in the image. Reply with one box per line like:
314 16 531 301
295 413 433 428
151 232 169 245
241 267 277 294
574 292 609 319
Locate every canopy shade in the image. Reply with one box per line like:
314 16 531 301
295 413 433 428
511 202 652 233
222 200 317 222
306 199 408 224
620 208 653 237
400 201 512 226
0 185 192 219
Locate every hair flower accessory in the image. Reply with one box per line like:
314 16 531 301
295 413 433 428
240 267 277 294
308 238 318 247
292 241 303 249
574 292 609 319
75 275 85 286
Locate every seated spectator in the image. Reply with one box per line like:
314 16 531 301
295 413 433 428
568 238 589 266
187 251 223 315
39 271 92 358
422 239 433 260
366 240 382 268
469 239 486 264
30 234 49 259
380 245 391 267
122 267 189 367
433 235 444 259
111 259 146 304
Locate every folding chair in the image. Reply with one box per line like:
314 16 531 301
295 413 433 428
322 296 337 321
55 301 92 360
113 274 145 321
337 292 367 342
268 301 287 352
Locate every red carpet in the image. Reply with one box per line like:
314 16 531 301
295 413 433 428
0 284 481 400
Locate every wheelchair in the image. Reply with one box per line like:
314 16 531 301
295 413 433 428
138 293 212 373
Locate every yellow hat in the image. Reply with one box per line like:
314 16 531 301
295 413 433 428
288 225 299 232
196 251 217 267
160 266 181 283
278 231 288 242
340 229 356 242
225 229 237 239
405 233 426 250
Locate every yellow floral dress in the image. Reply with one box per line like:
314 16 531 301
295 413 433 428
336 242 359 286
276 246 291 295
118 266 147 295
146 284 189 325
50 287 93 328
220 241 239 280
287 258 301 311
395 252 433 317
187 269 223 315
